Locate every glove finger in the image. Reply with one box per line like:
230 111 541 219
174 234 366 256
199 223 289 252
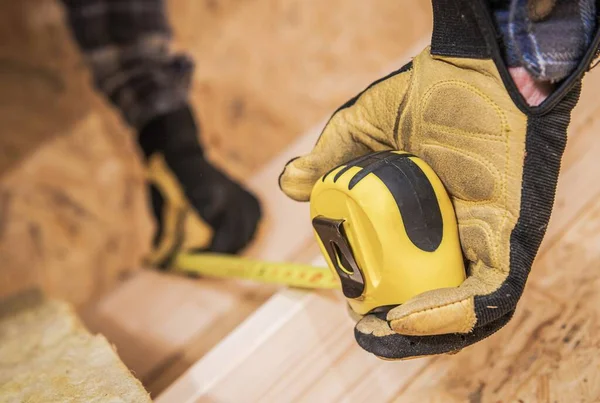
385 269 507 336
279 63 414 202
279 131 384 202
209 212 242 254
149 183 166 249
354 309 515 360
145 158 188 268
209 192 261 254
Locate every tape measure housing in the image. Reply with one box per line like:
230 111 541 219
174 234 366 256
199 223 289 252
310 151 466 315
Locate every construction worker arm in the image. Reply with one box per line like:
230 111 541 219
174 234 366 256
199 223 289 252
60 0 261 259
280 0 599 359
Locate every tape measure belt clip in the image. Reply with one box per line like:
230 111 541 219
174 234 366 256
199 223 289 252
312 216 365 298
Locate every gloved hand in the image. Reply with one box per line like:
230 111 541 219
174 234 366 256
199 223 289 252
279 0 598 359
139 106 261 267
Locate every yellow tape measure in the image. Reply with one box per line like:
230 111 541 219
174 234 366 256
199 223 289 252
173 252 340 289
154 150 465 310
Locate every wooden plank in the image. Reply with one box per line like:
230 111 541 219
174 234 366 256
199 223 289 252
155 266 435 402
157 68 600 402
83 271 275 381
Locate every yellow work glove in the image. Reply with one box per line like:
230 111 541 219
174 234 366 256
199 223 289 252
279 0 599 359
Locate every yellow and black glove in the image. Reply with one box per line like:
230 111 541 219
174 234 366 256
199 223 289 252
139 106 261 267
279 0 600 359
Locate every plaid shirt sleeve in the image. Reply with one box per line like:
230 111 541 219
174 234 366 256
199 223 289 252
61 0 194 129
493 0 597 82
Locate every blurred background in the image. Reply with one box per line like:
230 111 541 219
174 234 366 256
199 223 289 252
0 0 431 396
0 0 432 305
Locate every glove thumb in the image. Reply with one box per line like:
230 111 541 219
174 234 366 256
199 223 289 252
279 64 414 202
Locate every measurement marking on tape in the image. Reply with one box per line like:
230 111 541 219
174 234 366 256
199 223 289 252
172 253 339 289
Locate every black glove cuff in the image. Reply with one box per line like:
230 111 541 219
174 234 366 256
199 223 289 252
138 105 205 161
430 0 492 59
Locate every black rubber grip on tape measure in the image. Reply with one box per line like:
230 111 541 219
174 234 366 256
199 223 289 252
343 151 444 252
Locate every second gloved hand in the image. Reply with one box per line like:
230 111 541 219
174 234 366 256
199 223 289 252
139 106 261 266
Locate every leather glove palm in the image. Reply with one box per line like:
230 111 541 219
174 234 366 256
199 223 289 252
279 0 598 359
140 106 261 267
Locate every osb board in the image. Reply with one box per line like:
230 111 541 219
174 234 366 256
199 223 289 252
171 0 433 174
0 291 151 402
79 0 434 397
157 70 600 402
0 0 153 306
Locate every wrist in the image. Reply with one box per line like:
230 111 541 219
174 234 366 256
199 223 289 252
509 67 553 106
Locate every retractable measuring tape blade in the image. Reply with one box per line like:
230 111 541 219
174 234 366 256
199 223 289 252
172 252 339 289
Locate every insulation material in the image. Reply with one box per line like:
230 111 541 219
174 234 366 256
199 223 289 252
0 290 151 402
